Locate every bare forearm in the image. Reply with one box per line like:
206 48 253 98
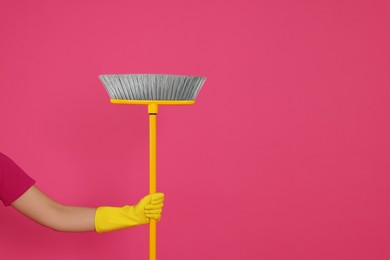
12 185 96 232
51 204 96 232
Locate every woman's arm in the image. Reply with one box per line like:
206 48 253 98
1 153 164 232
11 185 165 233
11 185 96 232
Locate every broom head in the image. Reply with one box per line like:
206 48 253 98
99 74 206 105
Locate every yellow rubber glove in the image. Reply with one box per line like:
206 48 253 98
95 193 164 233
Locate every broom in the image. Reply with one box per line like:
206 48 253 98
99 74 206 260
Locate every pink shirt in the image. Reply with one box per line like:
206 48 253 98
0 152 35 206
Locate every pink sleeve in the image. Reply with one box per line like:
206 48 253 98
0 152 36 206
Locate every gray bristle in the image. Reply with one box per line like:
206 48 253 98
99 74 206 101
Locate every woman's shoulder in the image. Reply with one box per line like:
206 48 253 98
0 152 13 165
0 152 23 176
0 152 9 159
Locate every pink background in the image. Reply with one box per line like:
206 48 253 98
1 0 390 259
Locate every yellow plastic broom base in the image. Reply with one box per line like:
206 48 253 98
110 99 195 105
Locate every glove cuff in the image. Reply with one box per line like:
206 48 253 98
95 205 144 233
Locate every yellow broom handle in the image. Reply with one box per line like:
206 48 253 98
148 104 158 260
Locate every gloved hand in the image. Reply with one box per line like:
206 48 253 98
95 192 164 233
